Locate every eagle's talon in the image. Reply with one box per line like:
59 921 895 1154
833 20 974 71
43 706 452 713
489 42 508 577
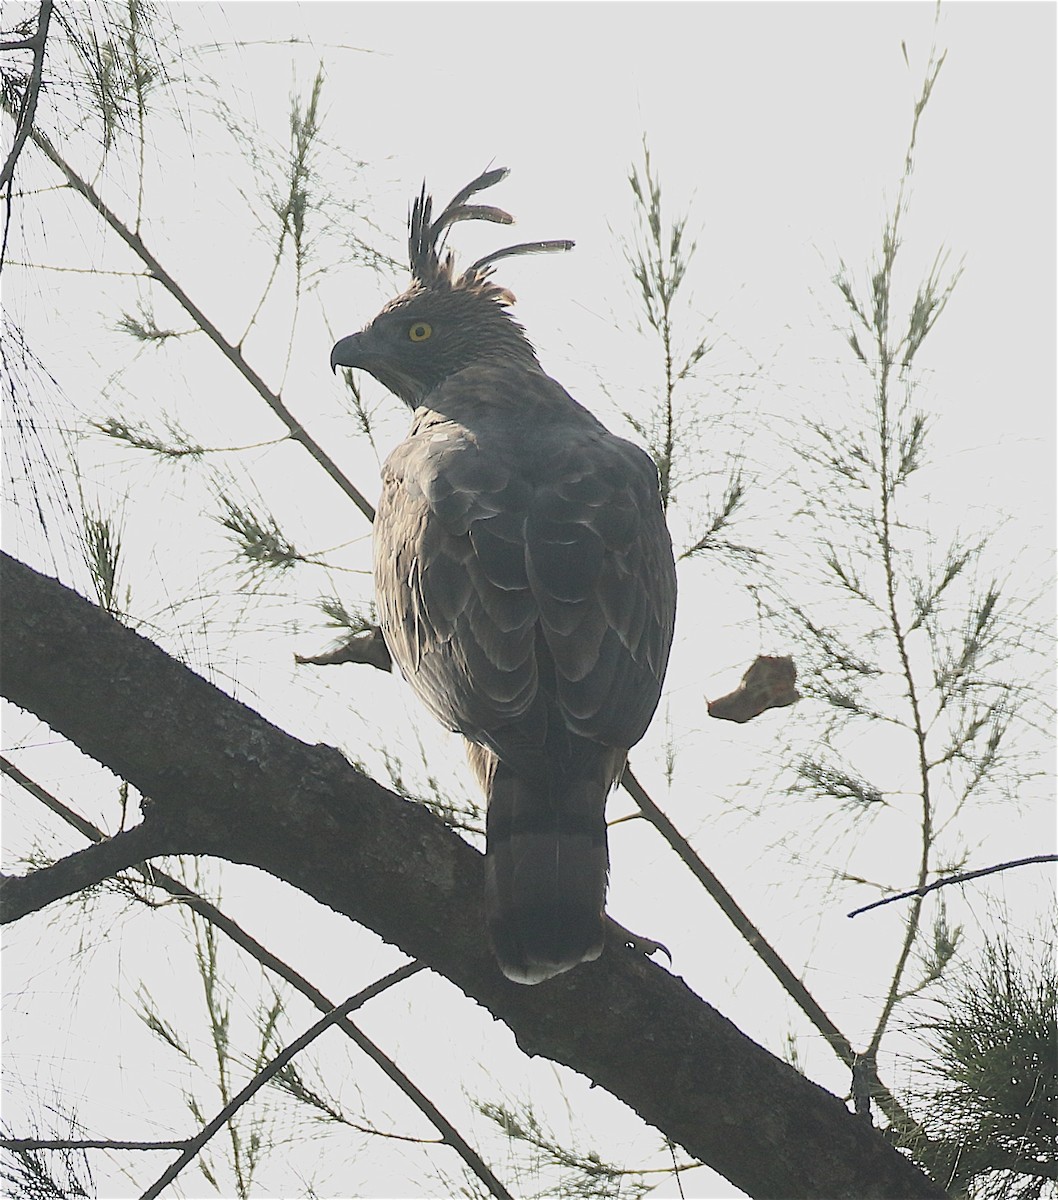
608 919 673 965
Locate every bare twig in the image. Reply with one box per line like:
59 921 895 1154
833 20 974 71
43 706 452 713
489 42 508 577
0 1139 190 1152
622 768 855 1062
847 855 1058 918
0 755 103 842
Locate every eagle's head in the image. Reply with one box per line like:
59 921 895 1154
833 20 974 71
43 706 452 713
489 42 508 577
330 168 573 407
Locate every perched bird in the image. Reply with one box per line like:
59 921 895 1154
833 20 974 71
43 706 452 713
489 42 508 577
331 168 676 984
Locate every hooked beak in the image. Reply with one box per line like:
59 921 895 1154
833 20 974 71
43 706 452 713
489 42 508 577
329 329 423 407
330 332 367 374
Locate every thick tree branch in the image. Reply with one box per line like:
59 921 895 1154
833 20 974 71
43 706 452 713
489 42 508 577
0 760 513 1200
0 552 948 1200
0 821 169 922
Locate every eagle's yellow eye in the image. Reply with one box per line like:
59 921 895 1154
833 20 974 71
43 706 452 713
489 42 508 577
408 322 432 342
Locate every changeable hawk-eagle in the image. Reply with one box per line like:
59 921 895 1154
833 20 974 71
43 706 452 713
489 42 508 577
331 168 676 984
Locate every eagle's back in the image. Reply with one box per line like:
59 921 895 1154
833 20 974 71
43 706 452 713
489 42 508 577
373 362 675 983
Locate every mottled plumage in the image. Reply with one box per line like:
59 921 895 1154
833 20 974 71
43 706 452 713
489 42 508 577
331 169 676 983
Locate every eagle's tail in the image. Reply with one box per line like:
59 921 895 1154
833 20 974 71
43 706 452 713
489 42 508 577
473 743 625 985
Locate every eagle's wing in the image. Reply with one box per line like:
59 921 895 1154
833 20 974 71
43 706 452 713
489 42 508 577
374 366 675 765
525 426 675 749
374 364 676 983
373 408 541 747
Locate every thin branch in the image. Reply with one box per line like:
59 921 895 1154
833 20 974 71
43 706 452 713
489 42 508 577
4 115 376 523
0 754 103 842
867 399 933 1063
622 768 854 1061
864 120 936 1068
0 758 513 1200
847 855 1058 918
0 0 53 189
139 971 419 1200
0 0 53 269
621 766 925 1141
0 1139 190 1152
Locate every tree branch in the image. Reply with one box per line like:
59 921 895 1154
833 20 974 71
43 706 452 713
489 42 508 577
0 755 106 842
0 1139 190 1152
623 767 856 1061
0 552 949 1199
0 821 169 922
862 43 949 1068
622 766 930 1144
847 855 1058 918
1 759 514 1199
0 0 53 191
1 115 376 523
139 969 452 1200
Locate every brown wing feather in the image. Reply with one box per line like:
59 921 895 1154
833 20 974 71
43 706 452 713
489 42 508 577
374 364 676 983
373 412 540 741
525 433 676 746
375 368 675 757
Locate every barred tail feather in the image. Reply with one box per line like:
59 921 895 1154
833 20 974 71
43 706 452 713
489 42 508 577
478 747 623 985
